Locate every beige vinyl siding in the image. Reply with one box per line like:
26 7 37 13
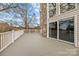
77 15 79 47
0 35 1 49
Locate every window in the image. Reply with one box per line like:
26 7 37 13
49 3 56 17
59 17 74 43
60 3 75 13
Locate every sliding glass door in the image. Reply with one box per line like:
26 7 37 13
49 22 57 38
59 18 74 43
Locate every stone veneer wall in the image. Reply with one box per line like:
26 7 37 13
40 3 47 37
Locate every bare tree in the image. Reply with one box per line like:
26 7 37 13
0 3 28 28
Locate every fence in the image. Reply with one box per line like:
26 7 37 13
0 30 24 52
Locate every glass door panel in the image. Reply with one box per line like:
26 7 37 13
49 22 57 38
59 18 74 43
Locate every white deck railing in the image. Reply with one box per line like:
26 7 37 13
0 30 24 52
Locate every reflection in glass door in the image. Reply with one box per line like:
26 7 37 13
49 22 57 38
59 18 74 43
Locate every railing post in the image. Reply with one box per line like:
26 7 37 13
1 34 3 49
12 30 14 43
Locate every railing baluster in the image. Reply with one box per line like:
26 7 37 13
0 30 24 52
1 34 3 49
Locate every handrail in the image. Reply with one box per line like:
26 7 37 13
0 31 12 34
0 29 24 52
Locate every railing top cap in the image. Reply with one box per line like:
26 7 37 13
0 30 24 34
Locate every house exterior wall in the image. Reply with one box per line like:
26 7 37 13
47 3 79 47
77 15 79 47
0 35 1 49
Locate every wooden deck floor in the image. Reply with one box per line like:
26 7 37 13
0 32 79 56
